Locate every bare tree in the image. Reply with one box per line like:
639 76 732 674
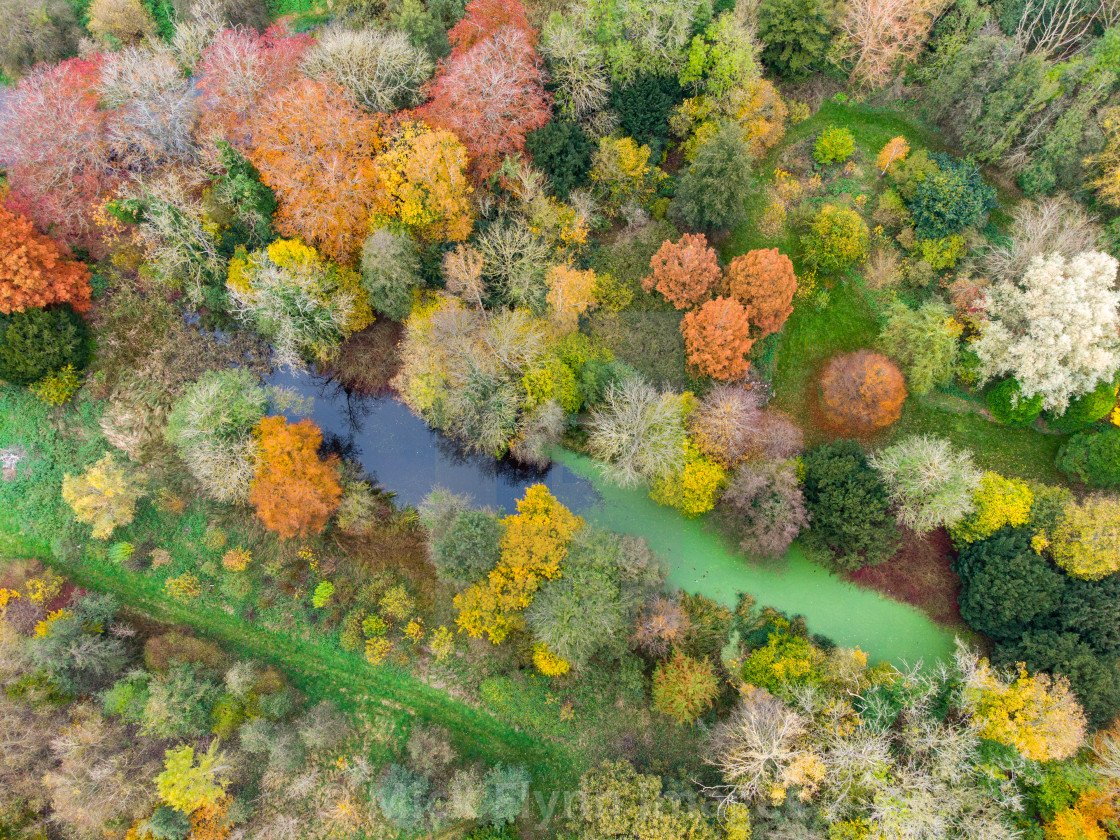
982 194 1103 282
301 26 433 112
1013 0 1102 59
838 0 952 87
587 377 689 487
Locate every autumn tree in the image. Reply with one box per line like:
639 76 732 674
819 349 907 434
448 0 537 55
62 453 146 540
419 27 551 180
652 650 720 724
681 297 755 381
248 78 383 263
0 204 91 315
950 471 1034 545
300 26 433 112
870 435 982 533
0 0 83 78
249 416 343 539
545 264 598 333
87 0 156 45
802 204 869 273
1049 495 1120 581
195 25 313 149
877 136 910 175
719 459 808 557
642 233 722 310
838 0 949 86
373 121 474 244
156 742 229 814
587 378 689 487
591 135 666 218
725 249 796 336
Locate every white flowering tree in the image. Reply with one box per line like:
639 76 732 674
974 250 1120 412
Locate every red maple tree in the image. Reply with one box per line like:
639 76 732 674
0 203 92 315
643 233 722 310
448 0 537 55
680 297 755 380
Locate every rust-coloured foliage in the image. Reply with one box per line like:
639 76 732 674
725 248 796 336
448 0 537 55
0 203 92 314
418 27 551 181
248 78 384 264
249 416 343 539
643 233 722 310
819 349 907 434
680 297 755 380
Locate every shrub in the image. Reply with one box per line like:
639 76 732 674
802 205 869 273
0 305 89 386
525 121 593 198
819 350 907 434
680 297 755 380
1045 379 1119 433
670 121 756 233
986 378 1044 426
801 440 900 570
877 300 961 396
813 126 855 164
532 642 571 676
757 0 841 78
651 650 720 723
360 228 423 322
642 232 722 310
62 453 145 540
1057 428 1120 488
869 435 982 533
949 472 1033 545
725 248 797 337
906 153 997 240
31 364 80 406
249 416 343 539
0 204 91 315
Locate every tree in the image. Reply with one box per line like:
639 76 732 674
195 25 314 148
642 233 722 311
431 509 505 587
591 135 666 218
802 205 869 274
360 228 423 322
649 447 728 517
166 369 268 503
62 453 145 540
652 650 720 723
575 760 716 840
87 0 156 43
546 264 598 334
249 416 343 539
725 249 796 336
157 743 229 814
373 121 474 244
248 78 384 264
954 527 1066 641
974 251 1120 413
757 0 841 78
670 121 756 233
228 238 374 368
981 195 1102 284
838 0 949 86
479 764 532 826
141 664 222 740
300 26 433 112
0 304 89 385
0 0 82 77
719 459 808 557
877 300 960 396
1057 428 1120 488
680 297 755 381
587 377 689 487
870 435 981 533
960 654 1087 762
538 16 610 124
377 764 430 833
447 0 536 55
526 121 594 198
801 440 900 569
907 153 997 239
681 11 761 102
877 136 910 175
419 27 551 180
0 204 90 315
1050 495 1120 580
1090 106 1120 209
949 471 1034 545
819 350 907 434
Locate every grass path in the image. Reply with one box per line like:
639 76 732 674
0 511 585 793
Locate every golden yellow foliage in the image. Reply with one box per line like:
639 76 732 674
61 453 145 540
533 642 571 676
545 264 598 334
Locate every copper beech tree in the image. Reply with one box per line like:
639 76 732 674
643 233 722 310
680 297 755 380
725 248 797 336
249 416 343 539
819 349 907 434
248 78 384 264
0 204 92 315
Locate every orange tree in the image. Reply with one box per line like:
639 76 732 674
651 650 720 724
725 248 796 336
680 297 754 380
248 78 384 264
819 349 907 434
0 203 92 314
642 233 722 310
249 416 343 539
447 0 537 55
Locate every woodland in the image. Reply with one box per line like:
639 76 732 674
3 0 1120 836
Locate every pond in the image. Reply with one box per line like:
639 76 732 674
268 368 957 666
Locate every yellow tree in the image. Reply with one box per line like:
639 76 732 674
1089 107 1120 209
373 121 474 243
545 264 598 333
877 136 910 176
962 655 1087 762
1049 495 1120 580
61 453 145 540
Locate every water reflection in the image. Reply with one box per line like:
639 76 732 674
267 368 601 514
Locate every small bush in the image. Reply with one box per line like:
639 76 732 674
813 126 854 164
651 650 719 723
986 379 1043 427
1045 380 1119 433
